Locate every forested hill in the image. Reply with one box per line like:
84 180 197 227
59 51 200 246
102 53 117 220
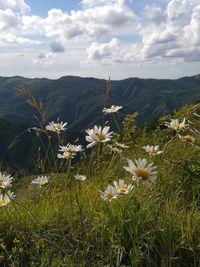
0 74 200 130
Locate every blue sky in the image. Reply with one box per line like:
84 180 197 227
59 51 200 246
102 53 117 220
25 0 166 16
0 0 200 79
25 0 79 16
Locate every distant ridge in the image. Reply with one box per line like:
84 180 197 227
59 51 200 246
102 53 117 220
1 73 200 81
0 74 199 131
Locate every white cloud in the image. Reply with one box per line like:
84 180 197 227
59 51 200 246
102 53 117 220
0 0 33 45
21 15 44 36
0 0 135 58
0 8 18 30
42 3 136 41
183 5 200 46
86 38 120 63
86 38 142 64
85 0 200 66
0 33 41 45
117 0 200 65
0 0 30 15
166 0 198 23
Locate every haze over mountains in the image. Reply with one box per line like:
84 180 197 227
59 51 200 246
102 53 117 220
0 74 200 131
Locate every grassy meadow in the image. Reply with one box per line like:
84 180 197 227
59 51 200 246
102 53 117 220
0 92 200 266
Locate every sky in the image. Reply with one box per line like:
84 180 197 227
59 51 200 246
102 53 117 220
0 0 200 80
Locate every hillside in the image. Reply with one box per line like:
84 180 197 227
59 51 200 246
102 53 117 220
0 102 199 266
0 75 200 130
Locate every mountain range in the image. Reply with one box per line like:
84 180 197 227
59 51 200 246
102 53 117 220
0 74 200 131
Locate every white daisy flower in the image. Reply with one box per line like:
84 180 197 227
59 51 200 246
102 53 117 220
74 174 87 181
113 179 134 194
57 144 83 159
165 118 187 131
85 125 113 148
31 176 49 186
123 158 157 185
46 120 67 134
0 190 16 207
0 172 14 189
179 134 195 144
143 145 163 156
103 105 123 114
100 185 118 202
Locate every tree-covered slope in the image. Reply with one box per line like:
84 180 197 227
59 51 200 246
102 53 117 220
0 75 200 130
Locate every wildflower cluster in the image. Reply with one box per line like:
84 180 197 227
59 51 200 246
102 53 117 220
57 144 83 159
100 179 134 202
84 107 158 200
0 172 15 207
3 106 197 209
165 118 195 144
22 106 198 211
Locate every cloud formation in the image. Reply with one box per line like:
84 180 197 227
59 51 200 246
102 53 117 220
0 0 136 45
1 0 200 74
41 2 136 41
0 0 30 15
139 0 200 62
86 0 200 64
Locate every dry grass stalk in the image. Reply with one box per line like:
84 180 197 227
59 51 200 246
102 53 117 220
16 87 46 131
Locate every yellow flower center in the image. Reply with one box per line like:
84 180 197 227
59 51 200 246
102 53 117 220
174 123 181 129
149 149 157 155
96 133 105 141
118 186 127 193
54 123 62 131
39 182 45 186
0 199 6 206
0 180 3 187
136 168 149 180
63 151 72 158
183 135 193 143
106 193 113 199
